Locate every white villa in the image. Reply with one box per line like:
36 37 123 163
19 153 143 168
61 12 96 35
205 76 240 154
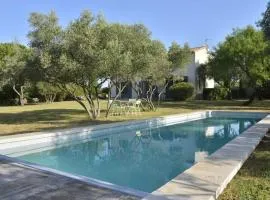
111 45 214 99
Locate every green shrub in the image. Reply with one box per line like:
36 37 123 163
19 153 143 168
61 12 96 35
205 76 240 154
203 87 228 100
101 87 110 95
0 84 17 105
55 92 67 102
261 80 270 99
169 82 194 101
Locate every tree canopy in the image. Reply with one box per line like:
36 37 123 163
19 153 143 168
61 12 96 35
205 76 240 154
207 26 270 102
259 2 270 40
0 43 31 105
27 10 184 118
168 42 192 72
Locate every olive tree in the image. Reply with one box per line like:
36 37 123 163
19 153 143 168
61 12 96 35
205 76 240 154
138 40 171 110
36 82 61 103
103 24 153 116
168 42 191 71
0 43 31 105
28 11 108 119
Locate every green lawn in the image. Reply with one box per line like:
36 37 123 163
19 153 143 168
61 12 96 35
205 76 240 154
219 133 270 200
1 100 269 136
0 100 269 199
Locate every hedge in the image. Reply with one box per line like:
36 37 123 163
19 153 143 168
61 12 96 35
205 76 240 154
168 82 194 101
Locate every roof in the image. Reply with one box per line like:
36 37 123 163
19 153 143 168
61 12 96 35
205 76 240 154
190 45 208 52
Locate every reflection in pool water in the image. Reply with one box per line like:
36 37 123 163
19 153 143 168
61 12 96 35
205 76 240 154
19 117 258 192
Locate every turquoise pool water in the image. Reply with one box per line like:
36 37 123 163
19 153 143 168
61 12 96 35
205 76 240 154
18 116 259 192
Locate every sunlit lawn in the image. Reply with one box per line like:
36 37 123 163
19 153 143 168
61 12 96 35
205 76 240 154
0 100 269 136
219 133 270 200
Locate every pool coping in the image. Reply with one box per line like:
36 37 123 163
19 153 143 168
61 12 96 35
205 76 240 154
0 111 269 200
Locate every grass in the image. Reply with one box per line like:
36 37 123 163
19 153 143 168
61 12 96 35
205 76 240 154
218 133 270 200
0 100 269 136
0 100 269 199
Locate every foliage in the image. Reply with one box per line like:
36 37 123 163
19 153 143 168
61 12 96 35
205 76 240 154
258 2 270 40
99 87 109 99
0 43 31 105
136 40 171 110
207 26 270 103
168 82 194 101
28 11 108 119
28 10 168 118
134 41 191 111
0 84 17 105
36 82 61 103
203 87 228 100
196 64 208 89
168 41 192 72
103 23 154 115
261 80 270 98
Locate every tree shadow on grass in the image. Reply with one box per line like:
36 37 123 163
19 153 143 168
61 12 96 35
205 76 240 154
0 109 84 124
0 109 120 136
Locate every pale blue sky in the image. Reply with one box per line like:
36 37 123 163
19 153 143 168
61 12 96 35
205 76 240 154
0 0 268 48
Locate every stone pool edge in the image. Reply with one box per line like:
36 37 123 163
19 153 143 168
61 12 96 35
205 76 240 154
143 113 270 200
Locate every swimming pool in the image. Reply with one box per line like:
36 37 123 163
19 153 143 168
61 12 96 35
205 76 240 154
2 112 263 193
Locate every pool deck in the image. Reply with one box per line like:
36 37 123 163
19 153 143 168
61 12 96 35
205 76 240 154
0 158 139 200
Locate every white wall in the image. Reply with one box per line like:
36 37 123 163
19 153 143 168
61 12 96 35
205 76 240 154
111 85 117 97
194 47 214 90
173 46 214 93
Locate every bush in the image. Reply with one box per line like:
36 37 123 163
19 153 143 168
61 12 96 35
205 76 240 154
0 84 18 105
261 80 270 99
231 88 247 99
203 87 228 100
99 87 109 99
168 82 194 101
101 87 110 95
55 91 67 102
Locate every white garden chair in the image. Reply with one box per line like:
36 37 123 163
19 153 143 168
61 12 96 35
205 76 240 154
126 99 141 115
135 99 142 115
109 100 124 116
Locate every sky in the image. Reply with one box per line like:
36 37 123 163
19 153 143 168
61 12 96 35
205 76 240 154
0 0 268 49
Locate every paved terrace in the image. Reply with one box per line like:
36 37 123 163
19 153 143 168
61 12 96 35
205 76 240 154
0 158 139 200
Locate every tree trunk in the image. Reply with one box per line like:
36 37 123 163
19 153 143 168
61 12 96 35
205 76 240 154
245 87 263 104
226 88 232 100
60 84 95 120
105 82 128 118
12 85 24 106
144 85 156 111
52 93 57 103
94 87 100 118
244 88 257 105
157 82 169 107
19 97 24 106
76 99 93 119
